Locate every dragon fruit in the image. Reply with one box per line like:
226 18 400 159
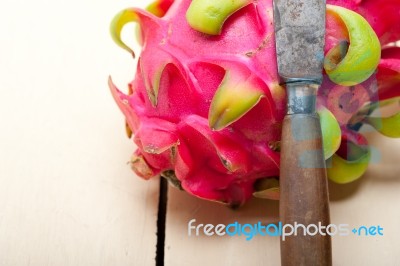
109 0 400 206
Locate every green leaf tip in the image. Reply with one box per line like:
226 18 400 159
364 112 400 138
186 0 252 35
327 141 371 184
324 5 381 86
253 178 280 200
110 9 139 56
146 0 174 17
208 71 264 130
318 106 342 159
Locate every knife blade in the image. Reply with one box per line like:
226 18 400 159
273 0 332 265
274 0 325 83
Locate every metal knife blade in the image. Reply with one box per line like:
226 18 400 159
274 0 326 83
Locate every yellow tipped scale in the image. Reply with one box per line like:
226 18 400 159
327 143 371 184
253 177 280 200
146 0 169 17
324 5 381 86
318 106 342 159
186 0 252 35
208 70 264 130
351 97 400 138
110 9 140 56
364 112 400 138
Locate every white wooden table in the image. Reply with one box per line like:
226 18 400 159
1 1 399 265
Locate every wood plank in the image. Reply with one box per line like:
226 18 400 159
329 133 400 266
165 135 400 265
165 191 281 265
0 0 159 265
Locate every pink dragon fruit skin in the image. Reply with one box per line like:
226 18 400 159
110 0 400 206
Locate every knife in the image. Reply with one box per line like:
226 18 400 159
273 0 332 265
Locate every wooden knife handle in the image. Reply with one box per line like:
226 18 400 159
280 113 332 266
